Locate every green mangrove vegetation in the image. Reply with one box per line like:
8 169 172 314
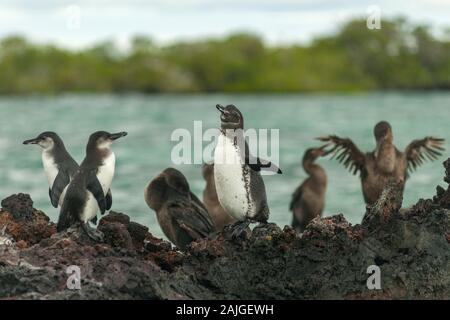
0 17 449 94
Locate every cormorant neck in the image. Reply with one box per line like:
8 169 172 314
375 140 396 174
303 159 327 183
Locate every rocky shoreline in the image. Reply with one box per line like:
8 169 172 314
1 161 450 300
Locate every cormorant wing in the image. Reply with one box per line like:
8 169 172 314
244 141 282 174
405 137 445 173
317 135 366 175
106 189 112 210
289 184 304 211
168 201 215 239
190 191 210 214
50 169 71 208
86 171 107 214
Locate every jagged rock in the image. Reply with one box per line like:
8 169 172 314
362 179 403 229
0 194 56 246
1 193 34 220
0 158 450 299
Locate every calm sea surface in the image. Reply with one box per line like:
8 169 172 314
0 93 449 239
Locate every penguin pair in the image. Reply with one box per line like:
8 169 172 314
24 131 127 239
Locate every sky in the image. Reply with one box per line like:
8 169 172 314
0 0 449 49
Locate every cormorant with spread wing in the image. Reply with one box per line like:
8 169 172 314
318 121 445 205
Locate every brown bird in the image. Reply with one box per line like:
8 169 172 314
290 146 329 233
318 121 445 205
202 163 236 230
144 168 215 250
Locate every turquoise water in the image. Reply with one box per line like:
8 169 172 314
0 93 449 239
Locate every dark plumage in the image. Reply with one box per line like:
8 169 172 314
202 163 235 230
318 121 445 205
290 146 329 233
145 168 215 250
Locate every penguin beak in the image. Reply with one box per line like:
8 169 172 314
109 132 128 141
216 104 227 115
23 137 40 145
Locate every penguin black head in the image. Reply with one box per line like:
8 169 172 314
87 131 128 150
23 131 62 150
374 121 392 142
303 145 330 163
145 168 190 211
216 104 244 130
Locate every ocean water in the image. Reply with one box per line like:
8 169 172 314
0 92 449 239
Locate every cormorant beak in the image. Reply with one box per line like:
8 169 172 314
108 132 128 141
318 144 332 156
23 137 40 145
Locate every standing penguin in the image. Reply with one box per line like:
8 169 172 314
290 146 329 233
213 104 282 237
202 162 236 230
145 168 215 250
57 131 127 239
23 132 79 207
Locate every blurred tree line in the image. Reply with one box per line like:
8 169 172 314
0 17 449 94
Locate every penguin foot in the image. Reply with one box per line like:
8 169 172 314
81 223 104 242
230 220 251 240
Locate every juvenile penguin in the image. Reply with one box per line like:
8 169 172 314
23 132 79 208
213 104 282 237
319 121 445 205
202 163 235 230
145 168 215 250
57 131 127 239
290 146 329 233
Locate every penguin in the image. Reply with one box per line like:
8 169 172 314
213 104 282 237
23 132 112 224
202 162 236 230
23 132 79 208
319 121 445 205
144 167 215 250
57 131 127 239
290 146 330 233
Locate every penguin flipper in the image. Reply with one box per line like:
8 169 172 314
105 189 112 211
246 155 282 174
244 142 282 174
50 169 71 207
86 172 107 215
49 189 58 208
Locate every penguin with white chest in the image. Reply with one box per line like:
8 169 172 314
213 104 282 237
23 131 113 225
57 131 127 240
